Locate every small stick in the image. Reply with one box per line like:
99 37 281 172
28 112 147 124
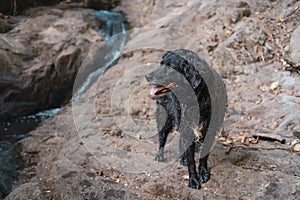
252 133 286 144
225 144 291 154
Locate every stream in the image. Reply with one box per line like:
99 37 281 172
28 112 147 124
0 10 127 199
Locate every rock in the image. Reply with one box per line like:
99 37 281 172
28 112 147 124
225 1 251 24
277 94 300 110
280 76 296 90
291 139 300 146
276 113 300 140
4 183 42 200
0 142 23 199
0 7 103 119
284 25 300 70
0 14 14 33
0 175 13 199
233 65 245 75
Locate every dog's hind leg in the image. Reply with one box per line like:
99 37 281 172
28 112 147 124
199 154 210 183
179 136 188 166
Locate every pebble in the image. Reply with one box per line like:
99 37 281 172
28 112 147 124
233 65 244 75
270 82 280 90
293 143 300 152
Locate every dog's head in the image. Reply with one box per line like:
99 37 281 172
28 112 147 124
145 50 201 97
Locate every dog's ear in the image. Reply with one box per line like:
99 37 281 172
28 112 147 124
182 61 202 90
161 51 175 66
161 51 202 89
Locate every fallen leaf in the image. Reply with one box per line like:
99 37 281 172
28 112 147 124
182 175 189 180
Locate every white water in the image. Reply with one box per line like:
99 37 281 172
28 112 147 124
71 11 127 101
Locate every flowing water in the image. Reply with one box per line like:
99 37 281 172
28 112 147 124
0 10 127 199
72 10 127 100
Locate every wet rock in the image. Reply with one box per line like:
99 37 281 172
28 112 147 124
0 142 23 199
0 175 13 199
0 7 103 119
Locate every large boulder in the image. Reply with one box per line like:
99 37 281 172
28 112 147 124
0 6 103 119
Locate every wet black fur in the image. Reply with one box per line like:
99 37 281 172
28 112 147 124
145 49 212 189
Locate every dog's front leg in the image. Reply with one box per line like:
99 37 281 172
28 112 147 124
155 118 173 162
182 129 201 189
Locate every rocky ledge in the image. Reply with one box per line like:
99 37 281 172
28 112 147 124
0 4 103 119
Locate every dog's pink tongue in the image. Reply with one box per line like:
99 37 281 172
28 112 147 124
150 86 164 96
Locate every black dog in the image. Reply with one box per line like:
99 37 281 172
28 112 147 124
145 49 212 189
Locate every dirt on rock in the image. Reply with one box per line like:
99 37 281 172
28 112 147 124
4 0 300 199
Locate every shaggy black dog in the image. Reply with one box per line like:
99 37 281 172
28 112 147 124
145 49 212 189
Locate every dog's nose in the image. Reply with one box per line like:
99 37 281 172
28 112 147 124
145 73 152 82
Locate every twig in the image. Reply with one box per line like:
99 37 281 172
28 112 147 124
284 6 299 19
225 144 291 154
252 133 286 144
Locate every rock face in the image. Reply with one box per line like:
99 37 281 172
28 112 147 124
0 6 103 119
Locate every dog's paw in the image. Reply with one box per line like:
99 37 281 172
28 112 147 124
188 176 201 189
180 157 188 166
155 149 164 162
199 166 210 183
155 154 164 162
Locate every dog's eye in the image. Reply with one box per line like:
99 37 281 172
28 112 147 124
166 64 174 70
165 66 173 73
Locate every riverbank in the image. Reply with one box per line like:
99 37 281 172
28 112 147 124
4 0 300 199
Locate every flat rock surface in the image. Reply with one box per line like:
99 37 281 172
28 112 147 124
5 0 300 199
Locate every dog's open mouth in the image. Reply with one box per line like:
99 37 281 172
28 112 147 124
149 82 176 96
